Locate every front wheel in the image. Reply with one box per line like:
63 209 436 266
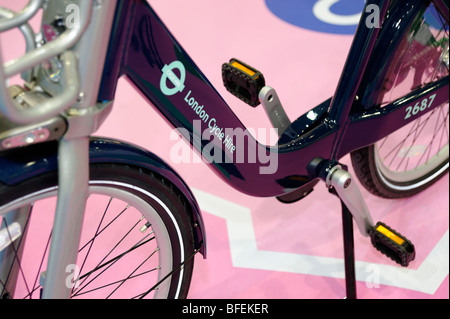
0 163 196 299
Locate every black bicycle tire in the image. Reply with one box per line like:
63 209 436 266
0 163 196 299
351 144 448 198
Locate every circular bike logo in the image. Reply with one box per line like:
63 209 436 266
265 0 365 35
160 60 186 96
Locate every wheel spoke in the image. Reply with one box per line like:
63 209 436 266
72 233 156 297
77 197 114 279
106 248 159 299
75 201 132 291
74 266 159 297
29 230 51 299
1 211 32 298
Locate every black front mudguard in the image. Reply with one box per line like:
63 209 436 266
0 136 206 257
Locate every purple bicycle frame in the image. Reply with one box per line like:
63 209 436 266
97 0 449 198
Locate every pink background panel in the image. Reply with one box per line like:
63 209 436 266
0 0 448 299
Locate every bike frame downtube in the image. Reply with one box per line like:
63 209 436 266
98 0 337 197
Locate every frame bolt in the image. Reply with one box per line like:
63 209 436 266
344 178 352 188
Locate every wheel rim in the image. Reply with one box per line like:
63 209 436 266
374 4 449 189
0 182 184 299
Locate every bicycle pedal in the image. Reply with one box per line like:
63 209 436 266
222 58 265 107
369 222 415 267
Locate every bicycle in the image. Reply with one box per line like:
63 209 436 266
0 0 448 299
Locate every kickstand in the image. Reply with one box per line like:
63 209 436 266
311 159 377 299
315 160 414 299
341 200 357 299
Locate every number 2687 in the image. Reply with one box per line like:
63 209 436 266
404 93 437 120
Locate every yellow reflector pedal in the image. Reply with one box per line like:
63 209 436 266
369 222 415 267
222 58 265 107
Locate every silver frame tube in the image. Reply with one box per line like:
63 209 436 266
41 136 89 299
